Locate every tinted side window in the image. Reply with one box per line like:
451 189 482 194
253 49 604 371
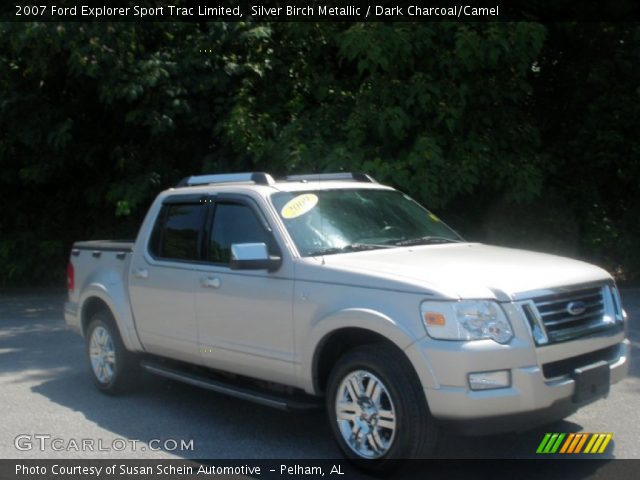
149 203 205 261
208 203 271 264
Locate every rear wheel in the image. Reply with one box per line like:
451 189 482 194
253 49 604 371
326 344 438 469
86 311 138 394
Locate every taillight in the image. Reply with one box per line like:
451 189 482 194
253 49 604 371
66 261 74 293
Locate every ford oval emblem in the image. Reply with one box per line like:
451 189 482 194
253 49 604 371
566 301 587 316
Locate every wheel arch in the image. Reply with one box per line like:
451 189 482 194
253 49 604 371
303 308 426 395
81 296 112 336
78 286 143 352
311 326 429 398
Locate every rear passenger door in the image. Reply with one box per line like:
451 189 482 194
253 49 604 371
195 195 296 386
129 196 207 364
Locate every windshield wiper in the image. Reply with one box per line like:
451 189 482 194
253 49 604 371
393 236 462 246
307 242 394 257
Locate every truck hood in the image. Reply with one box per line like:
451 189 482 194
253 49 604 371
317 243 611 300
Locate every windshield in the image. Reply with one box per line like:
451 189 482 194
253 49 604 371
271 189 463 256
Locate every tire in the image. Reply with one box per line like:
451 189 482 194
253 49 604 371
326 344 438 470
85 310 138 394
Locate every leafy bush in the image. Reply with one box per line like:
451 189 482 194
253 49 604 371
0 22 638 287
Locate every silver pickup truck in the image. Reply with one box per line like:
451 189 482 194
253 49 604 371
65 172 629 464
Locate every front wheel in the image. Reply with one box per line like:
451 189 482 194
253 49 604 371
326 344 438 468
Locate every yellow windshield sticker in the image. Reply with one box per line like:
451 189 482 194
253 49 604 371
281 194 319 219
428 212 440 222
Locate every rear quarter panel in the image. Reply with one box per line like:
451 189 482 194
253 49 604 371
69 248 143 351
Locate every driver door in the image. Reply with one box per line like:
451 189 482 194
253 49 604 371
194 196 296 386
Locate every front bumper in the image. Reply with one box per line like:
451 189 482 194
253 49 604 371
405 330 629 435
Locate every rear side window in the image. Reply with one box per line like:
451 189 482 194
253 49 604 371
149 203 206 261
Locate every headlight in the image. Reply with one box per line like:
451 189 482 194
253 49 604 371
421 300 513 344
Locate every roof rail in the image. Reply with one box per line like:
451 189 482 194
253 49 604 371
176 172 275 187
285 172 376 183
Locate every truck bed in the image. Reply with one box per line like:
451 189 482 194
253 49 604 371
68 240 134 321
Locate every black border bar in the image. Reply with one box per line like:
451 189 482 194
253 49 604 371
2 0 640 22
4 459 640 480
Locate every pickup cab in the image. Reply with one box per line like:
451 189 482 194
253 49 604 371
65 172 629 464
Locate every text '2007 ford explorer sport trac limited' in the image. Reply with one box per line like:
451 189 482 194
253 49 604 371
65 172 629 465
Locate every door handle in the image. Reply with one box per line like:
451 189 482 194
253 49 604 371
133 268 149 279
201 276 221 289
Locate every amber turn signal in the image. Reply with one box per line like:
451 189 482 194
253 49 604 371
423 312 445 327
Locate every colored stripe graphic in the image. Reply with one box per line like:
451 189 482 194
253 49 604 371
597 434 613 453
574 434 589 453
536 433 552 453
583 434 598 453
568 433 584 453
550 433 565 453
537 433 565 453
544 433 559 453
537 433 613 454
559 433 575 453
584 433 613 454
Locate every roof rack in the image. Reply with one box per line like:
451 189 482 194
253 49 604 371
175 171 376 188
176 172 275 187
285 172 376 183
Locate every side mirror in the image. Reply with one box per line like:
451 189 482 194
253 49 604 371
229 243 281 272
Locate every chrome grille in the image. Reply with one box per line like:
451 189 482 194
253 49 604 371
524 284 619 344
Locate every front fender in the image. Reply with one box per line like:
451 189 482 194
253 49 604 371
300 308 436 394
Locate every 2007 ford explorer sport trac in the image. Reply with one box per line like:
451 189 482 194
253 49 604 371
65 172 629 465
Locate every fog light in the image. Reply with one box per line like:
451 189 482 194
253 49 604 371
468 370 511 390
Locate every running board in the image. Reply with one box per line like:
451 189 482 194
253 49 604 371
140 361 321 411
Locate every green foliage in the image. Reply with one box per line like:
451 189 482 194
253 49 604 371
220 22 550 209
0 21 638 286
530 23 640 278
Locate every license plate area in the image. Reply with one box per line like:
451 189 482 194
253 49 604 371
571 360 610 404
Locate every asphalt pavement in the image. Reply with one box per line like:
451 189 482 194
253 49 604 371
0 289 638 461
